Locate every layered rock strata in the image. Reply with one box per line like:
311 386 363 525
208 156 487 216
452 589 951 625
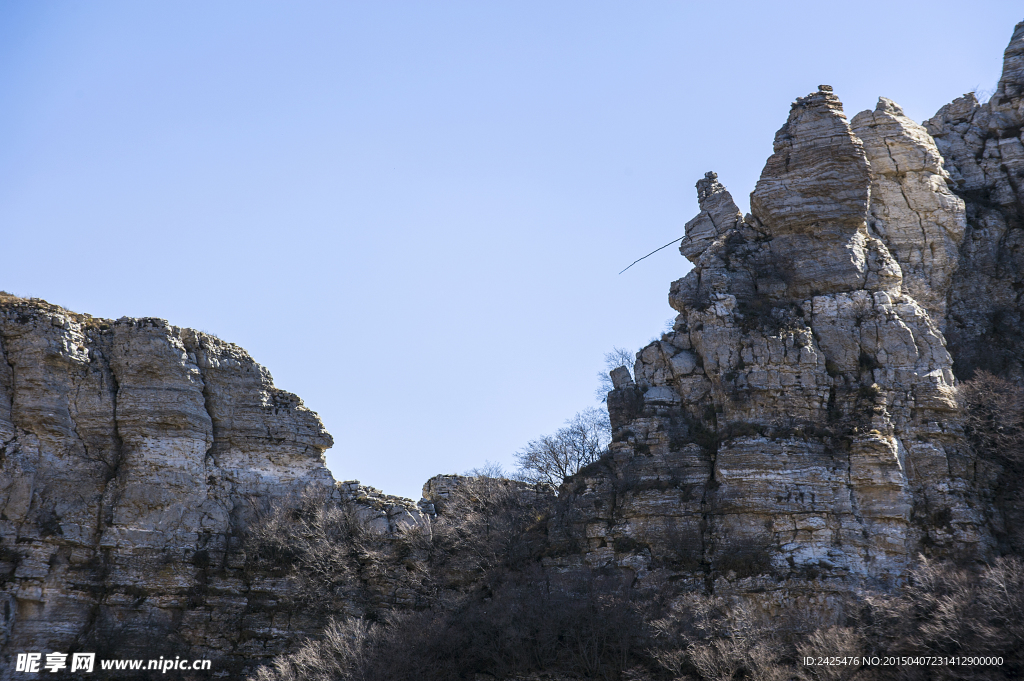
1 17 1023 675
851 98 966 327
549 80 1006 617
0 295 427 678
925 21 1024 379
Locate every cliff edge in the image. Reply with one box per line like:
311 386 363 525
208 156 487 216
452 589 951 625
0 296 341 676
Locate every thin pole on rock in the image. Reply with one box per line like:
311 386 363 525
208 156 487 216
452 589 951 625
618 236 683 274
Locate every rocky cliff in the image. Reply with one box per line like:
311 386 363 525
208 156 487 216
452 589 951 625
1 18 1023 679
925 21 1024 381
546 22 1024 618
0 295 429 677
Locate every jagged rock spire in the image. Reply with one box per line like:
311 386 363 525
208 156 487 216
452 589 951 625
751 85 870 236
924 18 1024 380
997 20 1024 99
678 171 742 263
851 97 966 328
577 75 990 609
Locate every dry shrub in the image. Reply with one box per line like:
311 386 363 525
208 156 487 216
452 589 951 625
647 594 790 681
646 558 1024 681
250 618 378 681
374 573 644 680
855 557 1024 681
959 371 1024 554
795 627 864 681
250 557 1024 681
244 487 429 614
427 474 554 580
250 572 646 681
245 475 553 614
959 370 1024 466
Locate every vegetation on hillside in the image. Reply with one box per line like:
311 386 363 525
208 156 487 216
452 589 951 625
248 371 1024 681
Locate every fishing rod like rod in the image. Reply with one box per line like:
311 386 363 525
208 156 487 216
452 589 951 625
618 236 683 275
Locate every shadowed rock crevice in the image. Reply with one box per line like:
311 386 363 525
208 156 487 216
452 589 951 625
925 20 1024 381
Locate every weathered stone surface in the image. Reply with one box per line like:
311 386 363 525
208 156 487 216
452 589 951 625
549 84 993 616
680 172 743 263
746 86 903 301
0 296 427 678
851 98 966 327
924 20 1024 380
998 20 1024 100
751 86 870 235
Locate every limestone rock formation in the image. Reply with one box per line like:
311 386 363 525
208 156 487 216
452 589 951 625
925 21 1024 379
0 295 427 678
550 81 998 616
680 172 743 263
2 18 1024 677
851 98 966 327
550 19 1024 617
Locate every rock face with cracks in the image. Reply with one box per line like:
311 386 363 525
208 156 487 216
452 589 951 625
1 18 1023 676
0 296 430 678
924 21 1024 380
851 98 966 327
549 39 1024 615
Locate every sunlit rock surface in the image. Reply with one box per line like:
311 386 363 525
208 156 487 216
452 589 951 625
0 296 429 677
1 18 1023 675
925 21 1024 380
546 71 1020 616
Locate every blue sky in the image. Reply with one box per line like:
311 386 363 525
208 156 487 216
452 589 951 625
1 1 1019 499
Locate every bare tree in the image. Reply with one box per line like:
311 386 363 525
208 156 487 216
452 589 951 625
515 407 611 487
595 346 637 402
463 460 507 478
959 371 1024 553
250 617 378 681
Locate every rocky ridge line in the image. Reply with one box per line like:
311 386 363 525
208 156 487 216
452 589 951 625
546 25 1024 613
0 294 429 678
0 18 1022 676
